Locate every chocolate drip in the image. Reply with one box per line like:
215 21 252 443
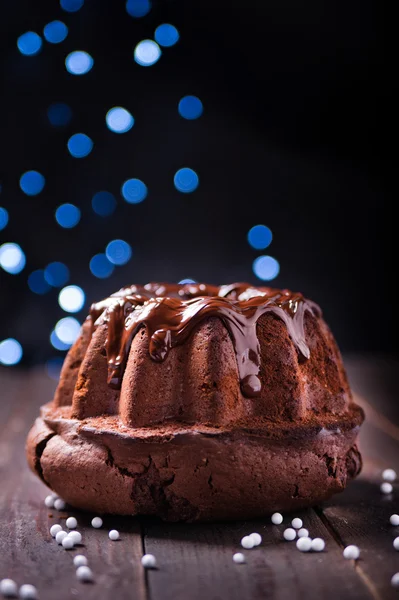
89 283 319 398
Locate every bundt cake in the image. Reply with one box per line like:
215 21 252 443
26 282 364 521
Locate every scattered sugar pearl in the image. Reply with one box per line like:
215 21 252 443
271 512 283 525
296 537 312 552
390 514 399 526
383 468 397 482
141 554 157 569
54 498 66 511
380 482 393 495
0 579 18 597
62 536 75 550
44 494 56 508
297 528 309 538
19 585 38 599
241 536 254 549
393 537 399 551
391 573 399 588
343 545 360 560
311 538 325 552
56 531 68 544
91 517 103 529
291 518 303 529
233 552 245 564
76 566 93 583
249 533 262 546
68 531 82 545
66 517 77 529
50 524 62 538
283 528 297 541
74 555 88 567
109 530 120 541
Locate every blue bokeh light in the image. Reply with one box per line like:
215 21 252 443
44 262 70 287
19 171 45 196
106 107 134 134
47 103 72 126
154 24 179 47
65 51 93 75
126 0 151 17
89 253 114 278
134 40 161 66
178 96 203 120
43 21 68 44
253 255 280 281
50 330 71 351
28 270 51 294
178 279 197 284
67 133 93 158
105 240 132 266
17 32 42 56
0 207 8 231
55 204 81 228
45 357 64 380
55 317 81 345
247 224 273 250
0 339 23 366
121 179 147 204
174 168 199 193
0 243 26 274
59 285 85 313
92 191 116 217
60 0 84 12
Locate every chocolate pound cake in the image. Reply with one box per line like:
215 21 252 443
26 283 364 521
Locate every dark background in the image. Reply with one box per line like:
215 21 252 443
0 0 393 367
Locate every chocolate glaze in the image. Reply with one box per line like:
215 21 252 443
89 283 320 398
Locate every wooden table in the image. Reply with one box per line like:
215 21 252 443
1 357 398 600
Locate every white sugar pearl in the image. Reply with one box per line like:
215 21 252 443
393 537 399 551
68 531 82 545
73 555 88 567
297 528 309 538
233 552 245 564
66 517 77 529
241 536 254 549
76 566 93 582
249 533 262 546
311 538 326 552
0 579 18 597
283 528 297 541
291 518 303 529
54 498 66 511
62 536 75 550
44 494 56 508
296 537 312 552
50 524 62 538
56 530 68 544
91 517 103 529
19 585 38 599
380 482 393 495
390 514 399 526
343 545 360 560
271 512 283 525
391 573 399 588
383 468 397 482
109 530 120 541
141 554 157 569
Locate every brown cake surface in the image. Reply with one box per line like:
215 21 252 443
26 282 364 521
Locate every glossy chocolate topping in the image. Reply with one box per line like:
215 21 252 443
89 283 320 398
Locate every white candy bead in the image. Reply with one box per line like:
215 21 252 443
68 531 82 545
391 573 399 588
66 517 77 529
76 566 93 583
91 517 103 529
19 585 38 599
233 552 245 564
73 555 88 567
0 579 18 597
241 536 254 549
393 537 399 551
55 531 68 544
50 524 62 538
109 530 120 541
291 518 303 529
271 512 283 525
44 494 56 508
54 498 66 511
283 528 297 541
343 545 360 560
296 537 312 552
390 514 399 526
141 554 157 569
380 482 393 495
249 533 262 546
62 536 75 550
383 468 397 482
311 538 326 552
297 528 309 538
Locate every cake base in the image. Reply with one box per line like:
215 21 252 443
26 404 363 521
